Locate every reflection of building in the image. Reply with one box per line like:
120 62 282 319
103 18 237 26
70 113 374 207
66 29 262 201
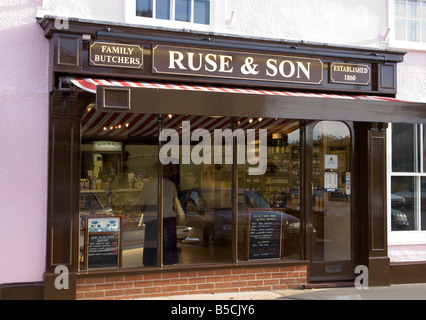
1 0 426 300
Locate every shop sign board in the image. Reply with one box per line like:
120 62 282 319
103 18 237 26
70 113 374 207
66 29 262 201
90 41 144 69
153 45 323 85
247 210 283 260
84 215 123 269
330 62 371 85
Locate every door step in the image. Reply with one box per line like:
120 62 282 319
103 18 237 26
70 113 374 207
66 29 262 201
303 281 355 289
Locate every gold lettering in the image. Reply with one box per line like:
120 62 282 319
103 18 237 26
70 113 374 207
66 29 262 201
205 53 217 72
219 55 233 73
266 59 278 77
169 51 187 70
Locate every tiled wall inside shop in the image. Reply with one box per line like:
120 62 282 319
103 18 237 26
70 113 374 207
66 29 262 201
76 265 307 300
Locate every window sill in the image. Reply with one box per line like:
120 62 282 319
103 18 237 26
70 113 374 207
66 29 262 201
389 40 426 52
389 231 426 245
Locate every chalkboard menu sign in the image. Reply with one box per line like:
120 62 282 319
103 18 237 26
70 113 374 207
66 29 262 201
247 210 283 260
84 215 122 269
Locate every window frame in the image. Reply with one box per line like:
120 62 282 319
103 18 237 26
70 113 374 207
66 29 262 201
125 0 213 31
387 123 426 245
388 0 426 51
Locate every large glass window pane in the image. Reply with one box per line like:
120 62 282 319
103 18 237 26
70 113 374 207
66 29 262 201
424 125 426 172
392 123 418 172
396 18 407 40
237 118 301 261
422 177 426 230
156 0 171 20
396 0 407 18
80 111 160 269
80 112 303 268
408 19 420 41
136 0 153 17
175 0 191 22
391 176 417 231
167 115 233 264
194 0 210 24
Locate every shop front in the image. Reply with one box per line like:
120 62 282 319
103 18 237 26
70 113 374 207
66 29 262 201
39 17 426 300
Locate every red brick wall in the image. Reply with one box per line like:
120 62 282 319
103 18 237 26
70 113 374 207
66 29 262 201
76 265 307 300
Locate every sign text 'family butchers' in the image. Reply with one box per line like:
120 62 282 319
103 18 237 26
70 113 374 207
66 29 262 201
152 45 324 85
90 42 144 69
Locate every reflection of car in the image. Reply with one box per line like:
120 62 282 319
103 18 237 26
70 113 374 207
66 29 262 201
178 188 301 246
270 194 290 209
393 181 426 208
391 208 409 231
80 191 113 229
391 193 406 209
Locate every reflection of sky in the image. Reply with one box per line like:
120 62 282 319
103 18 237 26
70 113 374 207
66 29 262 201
288 129 300 144
313 121 350 140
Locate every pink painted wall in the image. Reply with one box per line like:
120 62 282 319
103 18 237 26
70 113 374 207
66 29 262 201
0 1 49 284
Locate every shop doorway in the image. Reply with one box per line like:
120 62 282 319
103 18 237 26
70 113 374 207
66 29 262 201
308 121 356 282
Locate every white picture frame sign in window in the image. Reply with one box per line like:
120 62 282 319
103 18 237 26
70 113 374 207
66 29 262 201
125 0 213 31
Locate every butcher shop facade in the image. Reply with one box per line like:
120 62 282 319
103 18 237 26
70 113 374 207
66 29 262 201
39 16 426 300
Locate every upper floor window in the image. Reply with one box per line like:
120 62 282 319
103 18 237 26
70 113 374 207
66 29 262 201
390 0 426 50
135 0 210 25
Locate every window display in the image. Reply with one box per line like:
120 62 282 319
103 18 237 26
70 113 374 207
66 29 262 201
79 111 302 270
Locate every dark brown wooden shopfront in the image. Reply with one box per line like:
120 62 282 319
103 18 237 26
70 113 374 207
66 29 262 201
38 16 426 300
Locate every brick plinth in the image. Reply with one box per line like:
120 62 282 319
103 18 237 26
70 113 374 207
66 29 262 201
76 265 307 300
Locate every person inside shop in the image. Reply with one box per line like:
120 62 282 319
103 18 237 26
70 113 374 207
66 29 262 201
139 163 179 266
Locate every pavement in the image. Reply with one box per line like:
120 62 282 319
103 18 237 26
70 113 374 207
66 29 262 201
138 283 426 300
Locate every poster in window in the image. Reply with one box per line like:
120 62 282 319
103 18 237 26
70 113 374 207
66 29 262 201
84 215 123 269
247 210 283 260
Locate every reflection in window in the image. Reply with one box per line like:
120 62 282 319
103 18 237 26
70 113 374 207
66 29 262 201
392 123 419 172
136 0 153 17
237 118 301 260
391 176 415 231
312 121 351 262
79 111 302 270
175 0 191 22
390 123 426 232
156 0 171 20
422 177 426 230
194 0 210 24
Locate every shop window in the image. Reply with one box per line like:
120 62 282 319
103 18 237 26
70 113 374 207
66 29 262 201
131 0 210 25
237 120 301 260
79 110 302 270
390 123 426 235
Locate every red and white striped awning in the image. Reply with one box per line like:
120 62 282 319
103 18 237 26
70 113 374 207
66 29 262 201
69 76 403 103
69 76 426 137
81 108 300 138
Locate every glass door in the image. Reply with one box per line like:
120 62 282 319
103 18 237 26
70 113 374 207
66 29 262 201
309 121 355 281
